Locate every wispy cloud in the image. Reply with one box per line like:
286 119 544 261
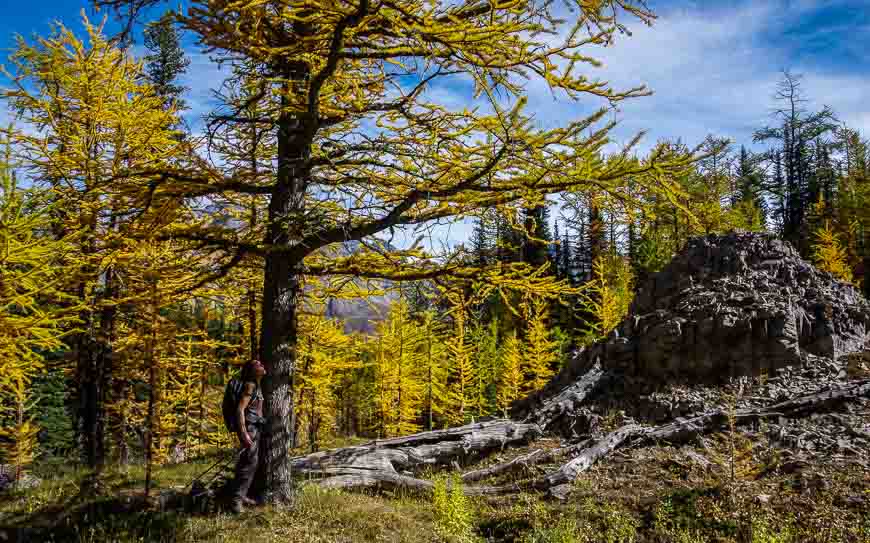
520 0 870 152
179 51 232 131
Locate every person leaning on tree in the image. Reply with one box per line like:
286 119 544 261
228 359 266 514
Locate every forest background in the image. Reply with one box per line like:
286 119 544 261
0 0 868 502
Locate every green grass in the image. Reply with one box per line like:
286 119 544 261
1 444 868 543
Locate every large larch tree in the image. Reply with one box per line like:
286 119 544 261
94 0 697 501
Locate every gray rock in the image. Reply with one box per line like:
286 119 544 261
514 232 870 462
573 232 870 383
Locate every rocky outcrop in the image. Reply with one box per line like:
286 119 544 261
573 232 870 384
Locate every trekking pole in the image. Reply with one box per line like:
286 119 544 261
186 447 243 491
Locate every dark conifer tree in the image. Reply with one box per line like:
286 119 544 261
143 13 190 113
562 225 575 284
553 221 563 279
522 204 552 269
735 145 767 224
754 71 836 255
470 213 493 267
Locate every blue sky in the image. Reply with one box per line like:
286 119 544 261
2 0 867 149
1 0 868 245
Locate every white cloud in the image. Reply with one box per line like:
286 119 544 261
519 1 870 153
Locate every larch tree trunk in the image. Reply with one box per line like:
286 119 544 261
255 57 310 504
75 214 105 472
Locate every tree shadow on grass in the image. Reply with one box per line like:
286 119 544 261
0 472 229 543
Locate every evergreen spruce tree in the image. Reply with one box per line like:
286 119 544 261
733 146 767 230
143 13 191 113
552 221 564 279
522 204 552 269
754 71 837 255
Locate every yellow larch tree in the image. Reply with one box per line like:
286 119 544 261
164 311 229 459
116 237 201 496
295 314 354 450
1 15 184 469
810 195 855 285
577 252 635 344
419 310 449 431
367 300 426 437
813 221 854 284
471 319 499 418
444 289 477 426
386 301 426 436
165 334 202 459
496 331 523 416
0 137 78 482
96 0 701 499
521 297 559 394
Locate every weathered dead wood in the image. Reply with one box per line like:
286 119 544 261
313 468 435 494
288 380 870 497
518 364 605 434
290 419 540 492
460 438 595 483
637 378 870 445
526 379 870 499
536 425 641 489
461 449 550 483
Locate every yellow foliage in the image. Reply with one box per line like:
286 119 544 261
2 15 184 231
522 297 558 394
297 314 356 447
497 331 523 414
813 220 854 284
0 134 78 476
420 310 449 431
578 252 635 344
0 378 40 482
164 323 232 456
728 199 766 232
444 290 477 426
367 301 425 437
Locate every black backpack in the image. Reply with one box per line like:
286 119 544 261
221 378 245 434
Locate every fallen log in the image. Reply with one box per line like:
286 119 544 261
460 438 595 483
290 419 541 492
536 425 641 489
288 379 870 497
527 378 870 499
636 378 870 445
518 364 606 435
461 449 550 483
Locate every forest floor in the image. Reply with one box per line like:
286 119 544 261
1 432 868 543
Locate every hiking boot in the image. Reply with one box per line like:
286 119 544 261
229 498 244 515
241 497 257 507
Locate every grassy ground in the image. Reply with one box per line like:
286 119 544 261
0 436 868 543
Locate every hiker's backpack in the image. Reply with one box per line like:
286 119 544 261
221 378 245 433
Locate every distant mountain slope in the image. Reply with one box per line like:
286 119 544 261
312 240 399 334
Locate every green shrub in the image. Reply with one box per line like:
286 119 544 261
522 517 583 543
432 473 476 542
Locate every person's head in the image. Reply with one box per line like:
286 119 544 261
241 359 266 382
